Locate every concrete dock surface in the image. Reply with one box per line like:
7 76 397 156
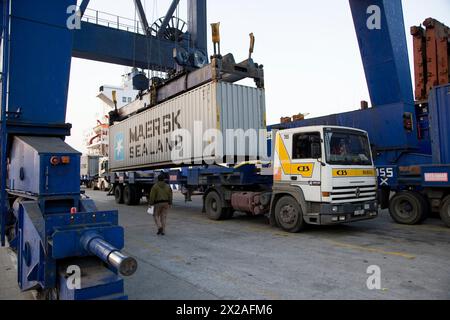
1 190 449 300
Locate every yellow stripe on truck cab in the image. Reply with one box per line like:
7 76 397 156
332 168 376 177
276 133 314 178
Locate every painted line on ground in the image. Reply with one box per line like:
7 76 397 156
326 240 416 260
393 224 450 234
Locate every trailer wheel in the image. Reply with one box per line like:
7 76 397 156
439 196 450 228
124 185 139 206
389 191 426 225
114 185 124 204
274 196 304 233
205 191 227 220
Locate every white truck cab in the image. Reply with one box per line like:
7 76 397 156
270 125 378 232
96 157 111 191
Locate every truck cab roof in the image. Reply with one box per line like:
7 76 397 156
275 125 368 136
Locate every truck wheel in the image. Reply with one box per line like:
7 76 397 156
123 185 139 206
205 192 227 220
417 193 430 222
439 196 450 228
274 196 304 233
115 186 124 204
389 191 426 225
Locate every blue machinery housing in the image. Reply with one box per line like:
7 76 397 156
0 0 207 299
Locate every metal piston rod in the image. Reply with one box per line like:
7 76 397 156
81 232 138 277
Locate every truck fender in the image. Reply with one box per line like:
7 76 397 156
269 184 307 227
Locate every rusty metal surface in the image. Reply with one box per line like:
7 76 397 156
424 18 449 89
412 18 449 101
231 192 263 215
411 25 427 101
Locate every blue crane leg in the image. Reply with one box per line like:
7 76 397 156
349 0 415 108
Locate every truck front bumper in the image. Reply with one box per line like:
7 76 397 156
305 201 378 225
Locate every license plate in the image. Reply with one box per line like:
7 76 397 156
354 209 365 216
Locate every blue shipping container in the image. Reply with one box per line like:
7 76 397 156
429 84 450 164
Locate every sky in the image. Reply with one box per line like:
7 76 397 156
66 0 450 153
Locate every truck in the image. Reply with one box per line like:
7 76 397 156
180 126 378 232
108 82 378 233
267 13 450 228
110 124 378 232
80 155 111 191
94 156 111 191
80 155 100 188
104 25 378 232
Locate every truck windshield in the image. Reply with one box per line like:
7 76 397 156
324 129 372 166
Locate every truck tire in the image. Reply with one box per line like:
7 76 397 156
124 185 139 206
417 193 430 222
389 191 426 225
439 195 450 228
205 191 227 221
274 196 304 233
260 193 272 207
115 185 124 204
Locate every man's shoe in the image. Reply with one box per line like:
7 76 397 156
157 228 163 235
161 232 165 236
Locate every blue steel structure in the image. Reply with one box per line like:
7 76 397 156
0 0 208 299
269 0 450 226
73 0 208 71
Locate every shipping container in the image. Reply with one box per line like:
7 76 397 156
109 81 267 171
429 84 450 164
80 155 100 177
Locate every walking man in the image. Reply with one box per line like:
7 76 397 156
149 173 173 235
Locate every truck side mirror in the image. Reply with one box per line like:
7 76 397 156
311 143 321 159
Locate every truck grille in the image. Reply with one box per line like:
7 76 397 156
331 185 377 203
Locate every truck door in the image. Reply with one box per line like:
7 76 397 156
275 131 322 202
